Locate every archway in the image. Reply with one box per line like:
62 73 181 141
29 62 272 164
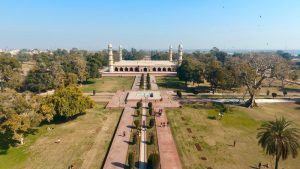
162 68 166 71
125 67 129 71
158 68 161 72
115 67 118 72
143 68 148 72
130 67 133 71
167 68 171 72
135 67 139 72
120 67 124 71
153 67 156 71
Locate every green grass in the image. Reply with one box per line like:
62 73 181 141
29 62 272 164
166 103 300 169
81 77 134 93
156 76 186 91
0 127 47 169
0 104 122 169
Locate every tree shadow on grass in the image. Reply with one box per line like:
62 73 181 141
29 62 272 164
127 125 135 129
0 128 39 155
249 165 259 169
82 80 96 85
207 116 217 120
40 113 86 126
0 131 14 154
111 162 129 169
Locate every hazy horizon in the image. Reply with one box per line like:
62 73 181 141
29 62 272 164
1 0 300 50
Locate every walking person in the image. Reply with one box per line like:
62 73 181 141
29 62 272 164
233 140 236 147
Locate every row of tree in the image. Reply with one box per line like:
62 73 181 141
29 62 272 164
177 48 297 107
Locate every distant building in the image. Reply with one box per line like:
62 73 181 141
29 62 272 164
102 44 183 75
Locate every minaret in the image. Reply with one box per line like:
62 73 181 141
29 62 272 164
178 44 183 64
119 45 123 61
108 44 114 72
169 45 173 62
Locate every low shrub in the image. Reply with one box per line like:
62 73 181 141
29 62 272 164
272 92 277 98
128 152 134 169
149 118 155 128
137 101 142 109
147 153 160 169
176 90 182 98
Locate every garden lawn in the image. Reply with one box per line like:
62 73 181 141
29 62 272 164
81 77 134 93
0 104 122 169
156 76 186 91
166 103 300 169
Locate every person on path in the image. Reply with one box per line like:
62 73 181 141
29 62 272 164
123 131 126 137
233 140 236 147
258 162 261 169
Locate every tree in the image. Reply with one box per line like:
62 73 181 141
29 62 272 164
177 58 198 86
0 90 43 146
86 53 102 79
134 119 140 129
137 101 142 109
205 59 224 94
229 53 287 108
210 47 228 64
149 118 155 128
61 55 88 83
0 55 22 91
150 132 155 145
148 102 153 109
128 152 134 169
257 117 300 169
147 153 160 169
176 90 182 98
38 85 94 120
24 66 54 93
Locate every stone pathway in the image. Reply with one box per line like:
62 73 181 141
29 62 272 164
132 75 141 91
155 108 182 169
150 75 159 90
102 107 134 169
139 103 147 169
104 75 182 169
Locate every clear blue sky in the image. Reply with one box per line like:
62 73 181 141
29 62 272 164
0 0 300 50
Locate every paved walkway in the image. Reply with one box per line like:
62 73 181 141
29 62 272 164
150 75 159 90
139 103 147 169
103 107 134 169
155 109 182 169
131 75 141 91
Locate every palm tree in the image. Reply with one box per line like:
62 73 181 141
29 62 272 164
257 117 300 169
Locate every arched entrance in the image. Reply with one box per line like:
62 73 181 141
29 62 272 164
143 68 148 72
125 67 128 71
167 68 171 71
135 67 139 72
153 68 156 71
163 68 166 71
130 67 133 71
158 68 161 72
120 67 124 71
115 67 118 72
